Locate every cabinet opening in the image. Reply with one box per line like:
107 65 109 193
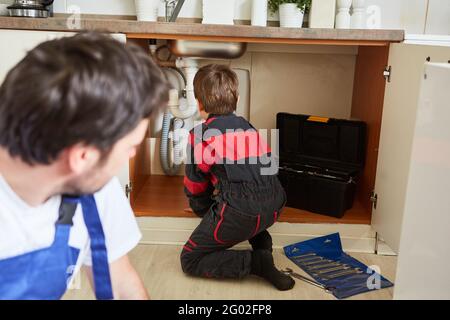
127 39 390 225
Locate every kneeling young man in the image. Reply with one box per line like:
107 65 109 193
181 64 294 291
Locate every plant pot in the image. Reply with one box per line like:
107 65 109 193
279 3 304 28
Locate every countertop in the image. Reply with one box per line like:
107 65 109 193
0 16 405 46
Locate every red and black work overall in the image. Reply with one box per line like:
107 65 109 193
181 113 287 279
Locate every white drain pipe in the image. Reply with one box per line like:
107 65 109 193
160 58 199 175
168 58 199 120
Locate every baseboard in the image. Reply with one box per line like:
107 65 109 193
376 237 397 256
137 217 377 254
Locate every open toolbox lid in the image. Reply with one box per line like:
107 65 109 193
277 113 367 172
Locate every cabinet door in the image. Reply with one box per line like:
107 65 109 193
0 30 75 84
393 62 450 299
0 31 126 84
372 43 450 253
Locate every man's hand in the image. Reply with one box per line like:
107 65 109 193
85 254 149 300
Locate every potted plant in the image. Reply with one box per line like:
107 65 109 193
268 0 311 28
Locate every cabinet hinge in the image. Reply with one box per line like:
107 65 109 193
125 182 133 199
383 66 392 82
370 191 378 210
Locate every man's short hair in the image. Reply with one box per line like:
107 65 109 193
0 32 168 165
193 64 239 115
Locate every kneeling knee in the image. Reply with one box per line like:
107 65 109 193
180 250 195 275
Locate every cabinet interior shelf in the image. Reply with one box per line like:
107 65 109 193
132 175 371 225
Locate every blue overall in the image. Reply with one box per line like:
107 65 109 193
0 195 114 300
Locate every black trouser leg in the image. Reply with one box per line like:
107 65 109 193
249 230 273 252
181 246 252 279
180 206 253 279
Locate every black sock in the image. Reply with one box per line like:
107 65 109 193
250 250 295 291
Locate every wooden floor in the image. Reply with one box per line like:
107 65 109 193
63 244 397 300
132 175 372 224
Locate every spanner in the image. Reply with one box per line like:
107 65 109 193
281 268 335 294
307 262 344 271
302 259 332 266
293 256 323 263
295 253 317 259
292 256 323 263
312 265 351 275
295 257 325 265
321 269 363 280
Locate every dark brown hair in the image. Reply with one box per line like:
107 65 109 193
0 32 169 165
193 64 239 115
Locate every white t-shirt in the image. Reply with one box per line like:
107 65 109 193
0 175 141 273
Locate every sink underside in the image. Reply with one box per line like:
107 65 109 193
167 40 247 59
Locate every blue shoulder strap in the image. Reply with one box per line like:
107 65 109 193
80 195 114 300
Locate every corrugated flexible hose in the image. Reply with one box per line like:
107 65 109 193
160 111 184 176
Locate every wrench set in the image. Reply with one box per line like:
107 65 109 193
282 252 364 293
283 234 394 299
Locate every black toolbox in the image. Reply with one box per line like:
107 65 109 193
277 113 367 218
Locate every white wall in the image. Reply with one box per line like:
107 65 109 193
54 0 255 20
52 0 449 35
365 0 428 34
425 0 450 35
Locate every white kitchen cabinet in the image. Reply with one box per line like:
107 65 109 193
0 30 130 195
0 30 75 84
392 62 450 299
128 36 450 256
372 42 450 254
368 41 450 299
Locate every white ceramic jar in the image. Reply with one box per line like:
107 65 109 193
351 0 366 29
279 3 305 28
335 0 352 29
251 0 268 27
202 0 236 25
135 0 160 22
309 0 336 28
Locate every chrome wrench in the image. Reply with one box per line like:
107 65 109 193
321 269 363 280
294 253 317 259
313 265 351 275
282 268 335 294
307 262 344 271
293 255 323 262
295 257 325 264
293 255 323 263
302 259 332 266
